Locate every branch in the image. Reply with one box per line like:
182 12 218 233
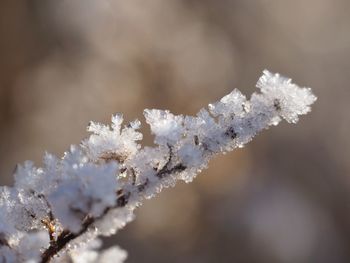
0 70 316 263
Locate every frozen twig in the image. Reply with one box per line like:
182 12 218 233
0 71 316 263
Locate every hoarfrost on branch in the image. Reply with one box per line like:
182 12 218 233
0 71 316 262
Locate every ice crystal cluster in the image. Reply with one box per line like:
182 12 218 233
0 71 316 262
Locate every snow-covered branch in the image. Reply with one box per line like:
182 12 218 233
0 70 316 263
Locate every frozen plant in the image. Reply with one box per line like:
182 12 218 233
0 70 316 262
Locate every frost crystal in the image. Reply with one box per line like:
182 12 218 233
0 71 316 262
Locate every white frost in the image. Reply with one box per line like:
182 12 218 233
0 71 316 262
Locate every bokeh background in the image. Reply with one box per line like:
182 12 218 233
1 0 350 262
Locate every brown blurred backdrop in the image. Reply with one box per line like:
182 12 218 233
1 1 350 262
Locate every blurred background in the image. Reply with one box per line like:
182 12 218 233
0 0 350 262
